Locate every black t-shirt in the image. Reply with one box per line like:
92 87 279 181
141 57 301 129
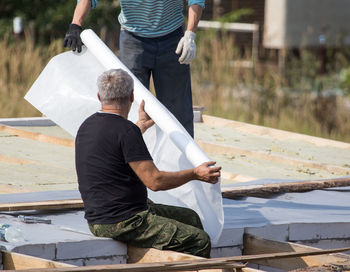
75 112 152 224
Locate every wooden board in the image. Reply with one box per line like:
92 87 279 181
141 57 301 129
7 246 350 272
243 234 350 271
1 250 76 270
0 199 84 211
128 246 205 263
127 246 232 272
221 177 350 198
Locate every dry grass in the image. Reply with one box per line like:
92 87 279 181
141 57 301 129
0 36 62 117
1 31 350 143
191 30 350 143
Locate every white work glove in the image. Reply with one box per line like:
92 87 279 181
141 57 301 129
175 30 196 65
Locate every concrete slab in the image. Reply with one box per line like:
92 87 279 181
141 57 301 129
245 224 289 242
223 188 350 229
56 240 126 260
289 223 350 241
212 228 244 247
0 201 127 263
210 246 242 258
297 239 350 254
11 243 56 260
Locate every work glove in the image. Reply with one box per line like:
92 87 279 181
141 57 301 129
175 30 196 65
63 24 83 53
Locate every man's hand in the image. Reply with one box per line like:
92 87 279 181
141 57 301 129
136 100 154 134
194 161 221 184
63 24 83 53
175 30 196 65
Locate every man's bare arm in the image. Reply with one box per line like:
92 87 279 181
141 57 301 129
129 160 221 191
72 0 91 26
187 4 203 32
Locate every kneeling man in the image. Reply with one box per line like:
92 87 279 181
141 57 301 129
75 69 221 258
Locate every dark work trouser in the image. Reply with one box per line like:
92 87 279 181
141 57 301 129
119 27 194 137
89 203 211 258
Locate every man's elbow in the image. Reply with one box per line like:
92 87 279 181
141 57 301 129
148 184 161 192
147 173 163 192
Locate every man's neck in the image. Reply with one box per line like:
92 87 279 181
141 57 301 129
101 105 129 119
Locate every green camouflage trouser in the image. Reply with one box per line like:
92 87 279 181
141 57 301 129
89 203 211 258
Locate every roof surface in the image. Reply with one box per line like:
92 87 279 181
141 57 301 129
0 115 349 193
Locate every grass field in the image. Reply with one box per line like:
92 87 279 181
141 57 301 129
1 31 350 143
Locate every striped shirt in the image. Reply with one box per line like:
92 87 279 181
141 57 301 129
90 0 205 38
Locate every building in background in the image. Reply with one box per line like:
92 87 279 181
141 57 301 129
202 0 350 69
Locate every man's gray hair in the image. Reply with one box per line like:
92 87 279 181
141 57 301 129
97 69 134 104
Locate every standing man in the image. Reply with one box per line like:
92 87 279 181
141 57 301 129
76 69 221 257
64 0 204 137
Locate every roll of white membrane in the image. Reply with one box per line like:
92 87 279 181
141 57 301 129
25 29 223 243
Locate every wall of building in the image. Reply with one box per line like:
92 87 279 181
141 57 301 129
264 0 350 48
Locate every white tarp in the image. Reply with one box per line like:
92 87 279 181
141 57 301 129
25 29 223 242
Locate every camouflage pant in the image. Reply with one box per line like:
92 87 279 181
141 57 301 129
89 203 211 258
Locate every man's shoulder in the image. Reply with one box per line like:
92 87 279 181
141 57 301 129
78 112 140 135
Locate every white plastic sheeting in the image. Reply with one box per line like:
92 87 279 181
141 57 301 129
25 29 223 242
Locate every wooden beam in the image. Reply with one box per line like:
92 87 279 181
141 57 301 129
1 250 76 270
221 177 350 199
127 246 232 272
10 247 350 272
0 199 84 211
0 125 74 147
10 259 245 272
128 246 204 263
243 234 350 271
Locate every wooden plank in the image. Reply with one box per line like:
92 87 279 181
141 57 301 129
0 125 74 147
0 199 84 211
240 269 265 272
127 246 232 272
243 234 350 271
7 259 245 272
128 246 204 263
2 250 76 270
197 140 350 176
9 247 350 271
221 177 350 198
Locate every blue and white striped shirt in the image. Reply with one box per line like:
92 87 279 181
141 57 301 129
90 0 205 38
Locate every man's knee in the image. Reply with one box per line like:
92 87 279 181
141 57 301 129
186 208 204 229
174 207 203 229
195 230 211 258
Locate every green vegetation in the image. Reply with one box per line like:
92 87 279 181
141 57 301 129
0 3 349 142
0 0 119 41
